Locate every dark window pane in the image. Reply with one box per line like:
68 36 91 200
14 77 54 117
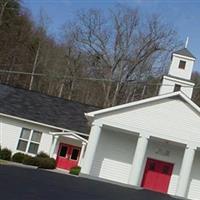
17 140 28 152
174 84 181 92
71 148 79 160
162 166 170 174
149 162 155 171
179 60 186 69
28 143 39 154
59 146 68 157
20 128 31 140
31 131 42 143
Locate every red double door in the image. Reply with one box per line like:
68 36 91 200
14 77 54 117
56 143 81 170
141 158 174 193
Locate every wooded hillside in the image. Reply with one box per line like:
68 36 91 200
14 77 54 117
1 0 200 107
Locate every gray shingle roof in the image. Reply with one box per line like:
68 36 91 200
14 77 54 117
0 84 99 133
173 48 196 59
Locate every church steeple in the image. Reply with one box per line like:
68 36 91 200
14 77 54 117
159 47 196 99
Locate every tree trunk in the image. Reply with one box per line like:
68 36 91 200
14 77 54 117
131 87 137 101
141 85 146 99
154 83 160 96
47 80 53 95
125 86 132 103
84 88 90 104
29 43 40 90
6 55 15 84
111 82 120 106
68 79 75 100
103 82 112 108
58 79 65 98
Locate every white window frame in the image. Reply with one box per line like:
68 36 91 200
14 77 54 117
17 128 42 155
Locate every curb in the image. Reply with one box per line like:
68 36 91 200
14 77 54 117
0 159 37 169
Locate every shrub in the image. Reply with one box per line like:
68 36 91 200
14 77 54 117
36 152 50 158
0 148 12 161
69 166 81 176
37 157 56 169
22 155 38 166
12 152 25 163
11 152 56 169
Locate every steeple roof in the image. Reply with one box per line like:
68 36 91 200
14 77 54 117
173 48 196 59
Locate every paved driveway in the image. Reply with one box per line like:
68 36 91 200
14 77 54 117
0 165 180 200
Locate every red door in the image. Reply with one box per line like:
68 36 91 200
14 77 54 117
141 158 174 193
56 143 81 170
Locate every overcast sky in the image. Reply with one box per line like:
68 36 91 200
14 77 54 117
22 0 200 71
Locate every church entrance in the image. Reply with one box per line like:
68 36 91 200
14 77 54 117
56 143 81 170
141 158 174 193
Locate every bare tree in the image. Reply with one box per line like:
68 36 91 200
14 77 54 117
0 2 183 108
69 6 180 107
58 27 87 99
29 9 50 90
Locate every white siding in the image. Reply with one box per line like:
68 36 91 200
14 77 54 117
0 116 83 159
169 55 194 80
159 77 194 98
87 96 200 199
0 116 57 155
91 128 137 184
90 127 185 194
1 118 21 152
187 151 200 200
98 98 200 145
38 133 53 155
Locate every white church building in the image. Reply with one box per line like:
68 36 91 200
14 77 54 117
81 48 200 200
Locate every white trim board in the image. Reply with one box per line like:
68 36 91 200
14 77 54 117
86 91 200 119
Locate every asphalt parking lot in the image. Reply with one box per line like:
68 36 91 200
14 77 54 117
0 165 179 200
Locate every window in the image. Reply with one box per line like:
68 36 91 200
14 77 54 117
174 84 181 92
178 60 186 69
17 128 31 152
149 162 155 171
17 128 42 155
59 146 68 157
70 148 80 160
162 166 170 174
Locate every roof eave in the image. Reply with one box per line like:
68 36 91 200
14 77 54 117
173 53 196 61
86 92 184 118
0 112 89 137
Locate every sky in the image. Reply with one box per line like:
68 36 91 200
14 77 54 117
22 0 200 70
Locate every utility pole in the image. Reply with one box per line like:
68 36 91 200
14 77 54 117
29 43 41 90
